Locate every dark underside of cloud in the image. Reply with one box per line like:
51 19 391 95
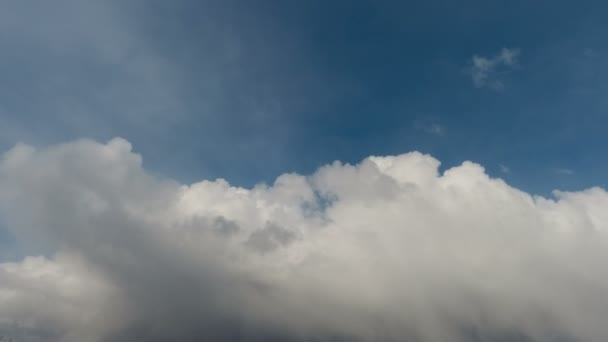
0 138 607 341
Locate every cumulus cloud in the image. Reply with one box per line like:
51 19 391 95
1 138 608 341
470 48 521 90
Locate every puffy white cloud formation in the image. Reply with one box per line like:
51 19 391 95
1 138 608 341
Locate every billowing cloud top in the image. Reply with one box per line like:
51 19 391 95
1 138 608 341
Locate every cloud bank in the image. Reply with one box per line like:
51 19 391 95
1 138 608 341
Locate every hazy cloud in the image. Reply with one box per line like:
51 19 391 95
555 168 575 175
1 139 608 341
470 48 521 90
583 48 596 58
414 119 445 136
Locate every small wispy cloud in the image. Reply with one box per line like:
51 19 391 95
414 119 445 136
470 48 521 90
583 48 596 58
425 123 444 135
499 163 510 174
554 168 575 175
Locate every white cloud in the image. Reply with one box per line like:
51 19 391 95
0 254 126 342
1 138 608 341
470 48 521 90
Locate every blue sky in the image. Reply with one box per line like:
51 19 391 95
1 0 607 195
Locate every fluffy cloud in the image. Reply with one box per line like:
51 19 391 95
470 48 521 90
1 138 608 341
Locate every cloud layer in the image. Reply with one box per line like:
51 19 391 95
1 138 608 341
